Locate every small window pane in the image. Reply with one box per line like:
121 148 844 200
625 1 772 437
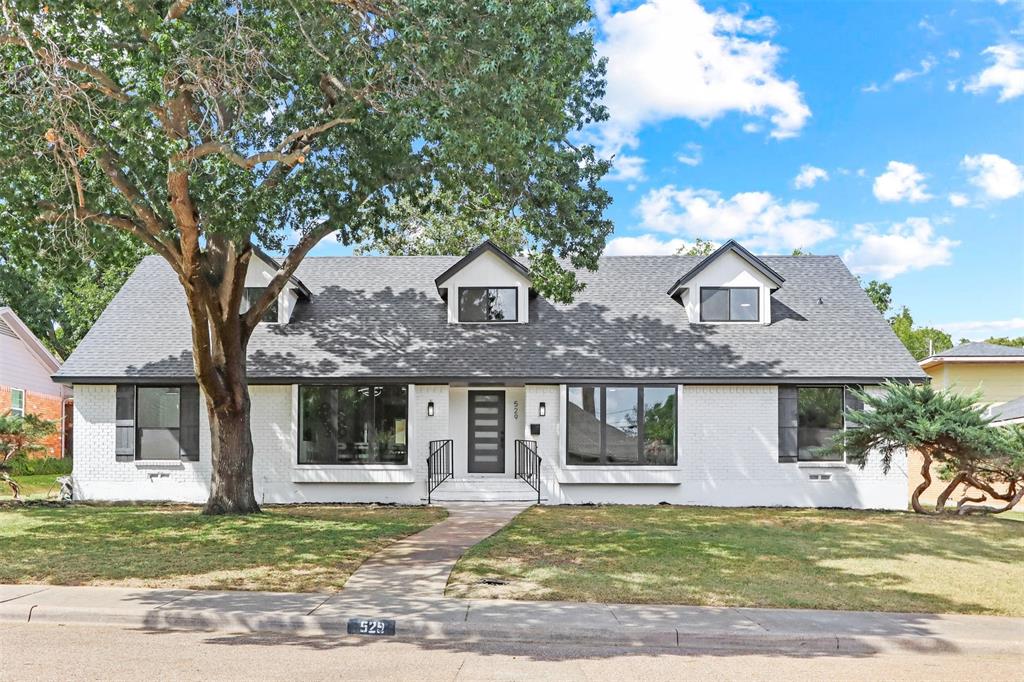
567 387 602 465
242 288 278 323
115 385 135 421
458 288 518 322
730 288 759 321
604 387 639 464
642 387 677 465
336 386 373 463
700 288 729 321
299 386 337 464
374 385 408 464
10 389 24 417
797 387 844 461
137 387 181 460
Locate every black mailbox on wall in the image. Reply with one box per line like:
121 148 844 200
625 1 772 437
529 423 541 436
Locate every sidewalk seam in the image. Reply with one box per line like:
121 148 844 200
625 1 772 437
0 587 49 605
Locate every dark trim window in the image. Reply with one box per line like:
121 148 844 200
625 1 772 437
9 388 24 417
566 385 677 466
116 385 200 461
457 287 518 322
700 287 759 322
241 287 279 324
299 385 409 465
797 387 844 462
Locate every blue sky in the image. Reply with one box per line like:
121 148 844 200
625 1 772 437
313 0 1024 340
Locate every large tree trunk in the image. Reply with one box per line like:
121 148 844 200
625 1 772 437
910 448 937 515
204 386 259 514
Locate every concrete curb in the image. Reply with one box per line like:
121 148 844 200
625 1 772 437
1 603 1018 656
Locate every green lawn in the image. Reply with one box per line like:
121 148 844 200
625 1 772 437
0 504 445 592
0 474 64 500
448 506 1024 617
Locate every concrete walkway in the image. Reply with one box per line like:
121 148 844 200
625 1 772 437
1 503 1022 656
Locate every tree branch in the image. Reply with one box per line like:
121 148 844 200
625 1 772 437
0 35 130 103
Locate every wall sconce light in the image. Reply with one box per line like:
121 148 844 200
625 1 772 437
538 402 546 417
427 401 435 417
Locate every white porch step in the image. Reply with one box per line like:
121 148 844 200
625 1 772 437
425 477 545 503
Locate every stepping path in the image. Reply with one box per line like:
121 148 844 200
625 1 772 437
312 502 529 618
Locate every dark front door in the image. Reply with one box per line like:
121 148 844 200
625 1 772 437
468 391 505 473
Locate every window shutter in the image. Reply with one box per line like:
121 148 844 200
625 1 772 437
115 385 135 461
778 386 798 463
179 385 200 461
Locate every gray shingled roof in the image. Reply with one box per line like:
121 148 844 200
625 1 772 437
929 342 1024 359
56 253 925 384
990 396 1024 423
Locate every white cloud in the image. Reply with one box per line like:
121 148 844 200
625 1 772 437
947 49 961 60
592 0 810 158
606 154 647 182
872 161 933 203
948 192 969 207
794 165 829 189
937 318 1024 341
676 143 702 167
962 153 1024 200
893 57 937 83
861 82 882 93
965 43 1024 102
843 218 959 278
636 186 835 251
603 234 687 256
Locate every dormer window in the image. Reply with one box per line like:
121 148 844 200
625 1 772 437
458 287 518 323
241 287 279 324
700 287 759 322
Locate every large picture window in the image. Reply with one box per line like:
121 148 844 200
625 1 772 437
797 387 844 461
126 385 200 461
299 385 408 465
458 287 518 322
700 287 759 322
567 385 677 466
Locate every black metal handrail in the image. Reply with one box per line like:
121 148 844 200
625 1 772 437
514 439 542 504
426 439 453 504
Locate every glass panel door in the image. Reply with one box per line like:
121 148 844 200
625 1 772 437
468 391 505 473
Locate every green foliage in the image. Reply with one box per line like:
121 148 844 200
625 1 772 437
675 238 715 256
0 225 145 357
6 455 72 477
0 412 57 465
889 306 953 360
838 382 1005 475
863 279 892 316
0 0 612 302
983 336 1024 348
790 247 811 256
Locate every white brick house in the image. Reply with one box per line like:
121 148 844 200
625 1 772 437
57 240 923 509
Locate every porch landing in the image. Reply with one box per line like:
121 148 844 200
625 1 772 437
425 477 545 503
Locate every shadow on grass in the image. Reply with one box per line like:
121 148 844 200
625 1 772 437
448 506 1024 616
0 505 445 593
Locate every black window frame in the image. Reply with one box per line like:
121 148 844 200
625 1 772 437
795 385 847 463
565 384 678 466
130 385 200 462
242 287 280 324
699 287 760 322
297 384 410 466
457 287 519 323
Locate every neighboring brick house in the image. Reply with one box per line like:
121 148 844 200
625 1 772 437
0 307 72 459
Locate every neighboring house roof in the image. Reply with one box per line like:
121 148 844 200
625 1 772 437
666 239 785 297
56 251 925 384
0 307 63 374
433 240 532 297
919 341 1024 370
989 396 1024 425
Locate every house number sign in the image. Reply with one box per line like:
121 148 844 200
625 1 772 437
347 618 396 636
513 400 519 420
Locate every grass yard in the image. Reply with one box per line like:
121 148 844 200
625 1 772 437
448 506 1024 617
0 504 445 592
0 474 64 500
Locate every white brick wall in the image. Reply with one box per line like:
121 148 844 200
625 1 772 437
73 382 907 509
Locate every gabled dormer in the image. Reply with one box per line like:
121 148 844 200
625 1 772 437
435 240 531 324
242 246 312 324
667 240 784 325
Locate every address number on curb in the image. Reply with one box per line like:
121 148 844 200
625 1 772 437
347 618 396 636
